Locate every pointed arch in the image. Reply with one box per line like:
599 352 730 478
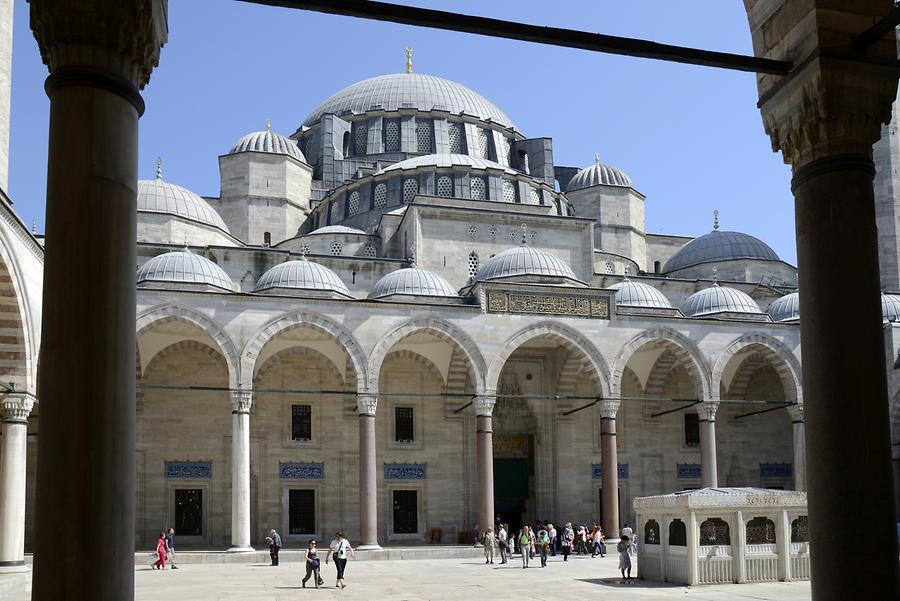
610 326 710 400
711 333 802 403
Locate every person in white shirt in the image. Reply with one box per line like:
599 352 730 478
621 524 635 555
325 530 356 589
497 525 509 564
548 523 557 556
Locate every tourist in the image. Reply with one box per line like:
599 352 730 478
165 527 178 569
617 535 632 583
151 531 167 570
561 522 574 561
482 526 496 564
266 528 282 566
621 524 635 554
518 526 531 568
301 539 323 588
497 524 508 564
326 530 356 588
591 524 605 558
537 528 550 567
528 524 537 560
548 523 557 556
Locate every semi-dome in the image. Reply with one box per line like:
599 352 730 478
137 177 229 232
607 279 672 309
302 73 515 129
229 127 306 162
255 258 349 295
136 250 234 291
768 292 800 322
681 284 763 317
377 153 518 176
369 266 457 299
306 225 368 235
475 246 577 282
664 228 780 273
566 156 632 191
883 293 900 322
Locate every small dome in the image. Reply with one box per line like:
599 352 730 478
681 284 763 317
607 279 672 309
255 259 349 295
566 156 632 191
137 250 234 291
768 292 800 322
137 177 229 232
883 293 900 322
229 128 306 162
306 225 367 235
476 246 577 282
664 229 780 273
369 266 457 299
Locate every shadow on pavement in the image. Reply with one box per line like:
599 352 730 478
577 578 682 589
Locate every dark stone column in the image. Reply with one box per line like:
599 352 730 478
357 394 380 549
474 395 496 535
697 402 719 488
599 400 619 538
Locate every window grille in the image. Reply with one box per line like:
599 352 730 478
468 251 479 277
791 516 809 543
416 120 433 153
509 230 518 240
605 262 614 274
402 178 419 203
470 177 487 200
174 489 203 536
500 137 512 165
392 490 418 534
354 122 368 156
502 180 517 203
529 230 538 242
330 241 342 256
300 243 310 255
699 518 731 545
526 187 541 205
329 201 340 224
291 404 312 441
348 191 361 216
448 122 465 154
384 119 400 152
746 517 776 544
684 413 700 447
395 406 414 443
644 519 660 545
436 175 453 197
288 489 315 535
669 519 687 546
468 225 478 238
363 243 376 258
477 128 491 160
489 227 498 239
373 183 387 208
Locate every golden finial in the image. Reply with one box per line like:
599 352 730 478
713 209 719 231
266 119 271 131
406 47 413 74
156 157 162 180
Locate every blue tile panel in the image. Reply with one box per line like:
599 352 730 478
759 463 792 479
676 463 702 479
165 461 212 479
280 462 325 480
591 463 629 479
384 463 426 480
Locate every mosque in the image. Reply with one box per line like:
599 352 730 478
3 59 900 557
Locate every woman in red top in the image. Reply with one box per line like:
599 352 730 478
151 532 167 569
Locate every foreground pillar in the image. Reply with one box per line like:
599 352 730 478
357 393 380 549
474 394 496 535
786 404 806 491
29 3 166 599
697 402 718 488
599 400 620 538
229 390 253 551
0 394 33 573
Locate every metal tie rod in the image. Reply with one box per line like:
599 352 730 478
237 0 791 75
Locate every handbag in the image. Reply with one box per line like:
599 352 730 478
310 558 321 570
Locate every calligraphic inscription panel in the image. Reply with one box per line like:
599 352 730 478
487 291 609 319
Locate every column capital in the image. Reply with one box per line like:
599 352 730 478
473 394 496 417
695 401 719 422
599 399 620 419
356 393 377 416
786 403 805 423
29 0 168 90
0 393 35 423
230 389 252 414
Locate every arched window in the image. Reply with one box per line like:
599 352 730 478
402 178 419 203
500 137 512 165
468 251 479 278
699 518 731 545
329 200 340 224
502 180 517 203
373 183 387 209
436 175 454 197
644 519 660 545
746 517 776 544
330 241 343 256
448 121 465 154
348 190 361 216
518 150 530 175
263 232 271 247
384 119 401 152
416 119 433 153
791 516 809 543
354 122 368 155
668 519 686 546
477 128 492 160
525 187 541 205
342 131 350 158
470 177 487 200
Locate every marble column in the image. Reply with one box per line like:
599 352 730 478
0 394 33 573
357 393 381 549
474 394 496 535
786 404 806 491
599 400 620 538
697 402 719 488
229 390 253 552
28 3 166 600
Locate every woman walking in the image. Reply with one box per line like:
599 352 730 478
537 528 550 567
302 539 323 588
591 524 605 558
561 522 574 561
150 532 167 570
617 535 632 583
518 526 532 568
325 531 356 589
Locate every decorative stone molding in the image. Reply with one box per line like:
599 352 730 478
599 399 620 420
357 393 378 416
786 403 805 423
473 394 496 416
696 401 719 422
230 389 252 414
0 393 34 422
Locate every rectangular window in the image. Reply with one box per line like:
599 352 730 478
292 404 312 441
175 489 203 536
684 413 700 447
289 489 316 535
395 406 414 443
392 490 418 534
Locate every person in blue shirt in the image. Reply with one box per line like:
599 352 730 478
165 528 178 569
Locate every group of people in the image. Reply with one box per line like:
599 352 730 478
268 529 356 590
150 528 178 570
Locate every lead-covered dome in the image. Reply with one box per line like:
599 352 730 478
475 246 578 282
607 279 672 309
681 284 763 317
137 177 229 232
302 73 515 129
566 156 632 191
768 292 800 322
883 293 900 322
229 128 306 163
369 266 457 299
664 229 779 273
255 259 349 296
137 250 234 291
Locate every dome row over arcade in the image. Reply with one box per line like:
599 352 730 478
767 291 900 323
608 279 673 309
137 250 235 291
681 283 762 317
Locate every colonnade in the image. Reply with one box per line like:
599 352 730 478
0 394 33 572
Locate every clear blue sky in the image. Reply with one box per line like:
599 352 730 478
7 0 797 264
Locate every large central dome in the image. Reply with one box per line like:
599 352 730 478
302 73 516 129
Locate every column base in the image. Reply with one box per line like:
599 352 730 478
226 546 255 553
356 544 383 551
0 562 29 574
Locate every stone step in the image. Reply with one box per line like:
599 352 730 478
134 545 487 565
